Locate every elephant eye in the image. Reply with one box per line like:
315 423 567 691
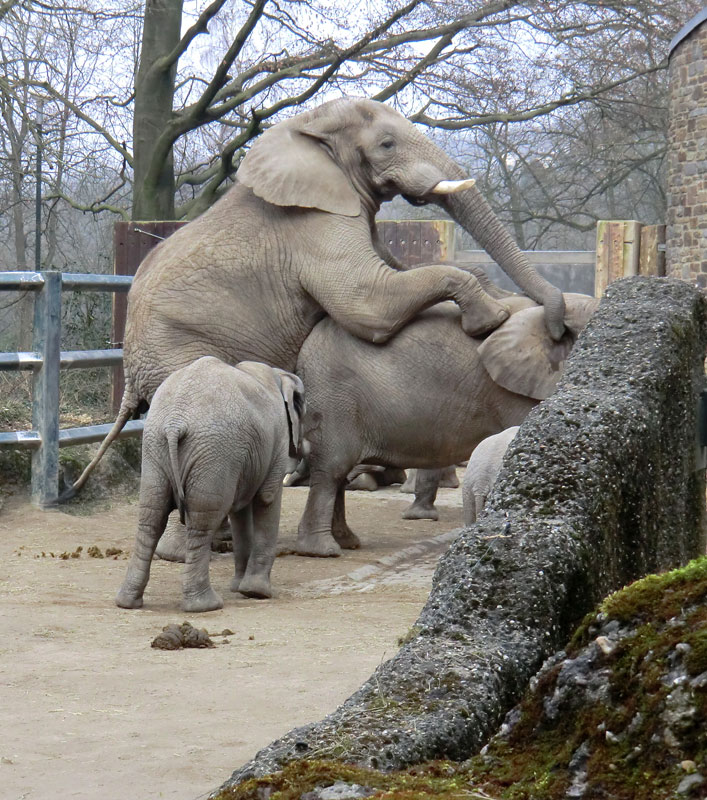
380 138 395 150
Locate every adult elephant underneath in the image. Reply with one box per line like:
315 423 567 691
296 294 598 557
66 96 565 499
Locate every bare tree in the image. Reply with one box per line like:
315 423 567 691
1 0 702 232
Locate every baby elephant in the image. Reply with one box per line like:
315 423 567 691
462 426 519 526
116 357 305 612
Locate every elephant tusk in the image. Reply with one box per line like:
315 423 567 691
430 178 476 194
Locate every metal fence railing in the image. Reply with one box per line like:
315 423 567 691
0 271 143 509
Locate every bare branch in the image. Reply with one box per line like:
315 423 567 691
13 78 133 166
153 0 230 73
44 189 130 220
411 62 668 129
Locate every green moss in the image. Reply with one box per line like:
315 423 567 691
600 556 707 624
566 610 600 652
211 759 476 800
397 626 422 647
685 627 707 676
213 559 707 800
462 558 707 799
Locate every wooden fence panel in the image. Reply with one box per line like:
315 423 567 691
639 224 667 277
595 220 641 297
112 221 187 410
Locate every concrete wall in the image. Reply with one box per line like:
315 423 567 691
217 278 707 793
667 13 707 286
456 249 595 295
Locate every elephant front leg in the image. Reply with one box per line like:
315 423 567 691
332 486 361 550
296 470 344 557
116 479 172 609
237 489 283 598
182 520 223 613
303 257 508 345
402 468 441 521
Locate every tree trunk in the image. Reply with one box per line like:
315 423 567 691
132 0 183 221
3 98 33 350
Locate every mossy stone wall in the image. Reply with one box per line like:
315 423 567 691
216 277 707 795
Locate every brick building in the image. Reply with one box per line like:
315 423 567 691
667 8 707 286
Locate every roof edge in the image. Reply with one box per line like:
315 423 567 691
669 7 707 56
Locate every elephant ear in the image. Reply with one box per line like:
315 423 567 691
477 306 575 400
273 369 306 458
562 292 600 337
236 116 360 216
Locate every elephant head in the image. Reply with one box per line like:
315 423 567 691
237 97 565 340
477 293 599 400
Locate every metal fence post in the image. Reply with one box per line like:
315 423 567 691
31 270 61 508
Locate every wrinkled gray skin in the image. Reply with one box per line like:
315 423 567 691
68 96 564 501
296 294 597 556
462 426 519 525
115 358 305 612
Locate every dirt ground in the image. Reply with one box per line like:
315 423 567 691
0 479 465 800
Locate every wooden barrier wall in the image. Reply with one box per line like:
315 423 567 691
595 220 666 297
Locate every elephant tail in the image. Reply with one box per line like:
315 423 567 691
165 424 187 525
59 381 142 503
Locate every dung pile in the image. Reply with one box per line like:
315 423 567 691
151 621 215 650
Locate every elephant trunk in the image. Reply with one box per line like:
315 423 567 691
432 160 566 341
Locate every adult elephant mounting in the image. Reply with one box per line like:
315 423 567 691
65 96 565 498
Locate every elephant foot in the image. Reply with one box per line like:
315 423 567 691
461 301 509 337
378 467 407 486
439 466 459 489
333 528 361 550
295 531 342 558
211 518 232 553
182 588 223 613
229 576 244 593
346 472 378 491
155 515 187 562
237 575 272 599
115 588 144 609
402 503 439 521
399 469 416 493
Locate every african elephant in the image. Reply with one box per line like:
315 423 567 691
296 293 598 557
462 426 520 525
67 96 564 499
115 357 305 612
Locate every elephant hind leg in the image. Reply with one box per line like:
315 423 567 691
116 476 173 609
237 488 283 599
229 505 253 594
402 468 441 521
181 507 226 613
297 468 346 557
154 511 188 562
332 485 361 550
439 465 459 488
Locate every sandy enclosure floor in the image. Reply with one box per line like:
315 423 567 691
0 481 464 800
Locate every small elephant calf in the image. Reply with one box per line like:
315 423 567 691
462 426 519 526
116 357 305 612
